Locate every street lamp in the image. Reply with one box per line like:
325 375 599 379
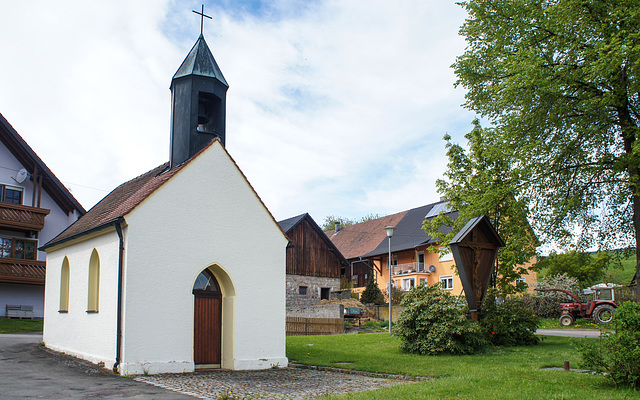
384 225 396 333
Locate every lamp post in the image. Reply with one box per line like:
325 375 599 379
384 226 396 333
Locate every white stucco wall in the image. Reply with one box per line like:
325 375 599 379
43 231 120 367
119 142 288 374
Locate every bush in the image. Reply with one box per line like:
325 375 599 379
480 292 540 347
577 301 640 388
393 284 486 355
524 273 582 318
520 294 564 318
360 277 384 305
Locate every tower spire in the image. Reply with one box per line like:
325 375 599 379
192 4 212 36
169 9 228 168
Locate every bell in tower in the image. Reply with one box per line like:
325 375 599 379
170 33 228 168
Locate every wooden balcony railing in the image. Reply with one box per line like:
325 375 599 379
0 258 46 284
0 202 50 231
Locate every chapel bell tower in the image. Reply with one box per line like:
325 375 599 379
170 33 228 168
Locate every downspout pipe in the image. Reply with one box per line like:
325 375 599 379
112 218 125 374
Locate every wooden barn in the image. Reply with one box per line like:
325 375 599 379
278 213 348 306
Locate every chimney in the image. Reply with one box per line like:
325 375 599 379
335 223 341 232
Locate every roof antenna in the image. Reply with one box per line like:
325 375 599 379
192 4 212 36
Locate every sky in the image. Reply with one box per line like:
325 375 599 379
0 0 477 225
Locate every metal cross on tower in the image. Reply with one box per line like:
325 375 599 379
192 4 212 36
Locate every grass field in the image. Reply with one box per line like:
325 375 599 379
287 333 639 399
0 318 43 333
606 254 637 285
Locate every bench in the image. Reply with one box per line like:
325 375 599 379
6 305 34 319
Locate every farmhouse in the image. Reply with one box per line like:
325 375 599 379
42 34 289 375
327 200 537 297
0 113 85 318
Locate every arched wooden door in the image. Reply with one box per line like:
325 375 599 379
193 269 222 367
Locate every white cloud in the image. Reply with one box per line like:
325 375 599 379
0 0 475 223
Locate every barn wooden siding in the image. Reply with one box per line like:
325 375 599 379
286 317 344 336
342 260 372 288
286 218 343 278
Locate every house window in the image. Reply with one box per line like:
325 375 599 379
299 286 308 295
419 278 427 286
439 247 453 262
0 185 23 205
515 277 526 284
87 249 100 312
59 257 70 312
0 237 37 260
402 278 415 291
440 275 453 290
321 287 330 300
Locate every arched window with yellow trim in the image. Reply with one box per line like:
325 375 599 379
87 249 100 312
59 257 70 312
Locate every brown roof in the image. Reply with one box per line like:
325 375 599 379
43 139 288 249
44 161 183 248
0 261 45 285
325 211 407 259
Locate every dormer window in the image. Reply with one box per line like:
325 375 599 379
0 185 22 205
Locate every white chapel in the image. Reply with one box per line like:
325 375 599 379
42 32 289 375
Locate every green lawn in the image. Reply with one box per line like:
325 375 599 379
0 318 43 333
287 333 639 399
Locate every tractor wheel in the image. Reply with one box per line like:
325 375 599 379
593 304 615 324
559 314 574 327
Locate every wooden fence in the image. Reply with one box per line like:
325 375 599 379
286 317 344 336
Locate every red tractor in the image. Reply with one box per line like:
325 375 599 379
535 285 618 326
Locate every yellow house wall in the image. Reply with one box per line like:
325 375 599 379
370 245 537 298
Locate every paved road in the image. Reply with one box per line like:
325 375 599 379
0 334 194 399
536 328 602 338
1 334 409 399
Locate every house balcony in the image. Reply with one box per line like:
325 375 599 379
0 202 50 232
0 258 46 285
392 262 432 276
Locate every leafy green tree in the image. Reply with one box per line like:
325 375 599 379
535 250 613 287
321 214 380 232
454 0 640 300
360 277 384 305
424 120 537 295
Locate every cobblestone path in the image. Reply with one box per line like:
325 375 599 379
135 367 414 399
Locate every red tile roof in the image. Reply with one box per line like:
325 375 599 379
325 211 407 259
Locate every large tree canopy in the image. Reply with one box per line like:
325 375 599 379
454 0 640 297
424 120 537 295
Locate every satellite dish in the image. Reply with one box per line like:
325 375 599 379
429 265 436 273
14 168 28 184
